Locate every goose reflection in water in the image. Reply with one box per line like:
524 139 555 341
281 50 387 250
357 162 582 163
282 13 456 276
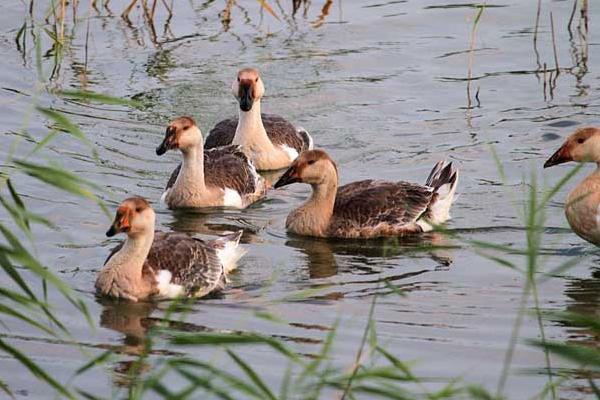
286 231 455 280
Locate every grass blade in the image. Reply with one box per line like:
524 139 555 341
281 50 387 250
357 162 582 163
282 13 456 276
227 349 276 400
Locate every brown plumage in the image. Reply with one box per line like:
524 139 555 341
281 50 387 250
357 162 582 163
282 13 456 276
274 150 458 239
96 197 245 302
165 145 261 196
202 68 313 171
205 114 312 154
157 116 267 209
328 180 435 237
104 232 227 298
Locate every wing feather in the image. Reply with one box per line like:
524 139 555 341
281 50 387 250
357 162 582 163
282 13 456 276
204 114 310 153
145 232 225 297
329 180 434 234
164 146 259 195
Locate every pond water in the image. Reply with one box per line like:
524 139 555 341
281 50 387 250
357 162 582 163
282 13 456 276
1 0 600 398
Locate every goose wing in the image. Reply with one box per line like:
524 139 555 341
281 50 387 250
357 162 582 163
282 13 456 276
163 146 260 196
146 232 225 297
331 180 434 230
204 114 311 152
204 145 260 195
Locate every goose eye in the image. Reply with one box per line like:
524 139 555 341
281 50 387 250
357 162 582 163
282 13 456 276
577 138 585 144
135 207 143 212
255 77 259 83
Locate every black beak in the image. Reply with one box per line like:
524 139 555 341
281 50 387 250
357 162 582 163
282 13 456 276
544 144 571 168
106 225 117 237
239 84 253 112
274 166 300 188
156 127 176 156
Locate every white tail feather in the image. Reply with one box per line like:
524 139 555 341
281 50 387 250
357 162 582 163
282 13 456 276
424 162 459 226
213 231 246 274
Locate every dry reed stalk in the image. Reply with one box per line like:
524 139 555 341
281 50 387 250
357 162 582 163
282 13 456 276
549 11 560 76
466 6 484 109
568 0 577 35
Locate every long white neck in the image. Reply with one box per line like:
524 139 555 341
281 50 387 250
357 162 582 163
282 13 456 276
233 100 272 148
105 230 155 276
176 145 206 191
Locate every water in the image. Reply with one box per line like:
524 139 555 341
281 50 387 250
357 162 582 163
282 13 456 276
1 0 599 398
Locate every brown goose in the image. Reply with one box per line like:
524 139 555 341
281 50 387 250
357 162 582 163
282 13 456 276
156 116 267 209
274 150 458 239
204 68 313 171
96 197 245 302
544 127 600 246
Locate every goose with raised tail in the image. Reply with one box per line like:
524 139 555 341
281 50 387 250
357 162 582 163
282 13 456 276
96 197 245 302
156 116 267 209
544 127 600 246
274 150 458 239
204 68 313 171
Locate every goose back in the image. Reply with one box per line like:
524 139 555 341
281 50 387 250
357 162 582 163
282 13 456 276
105 232 225 298
205 113 311 153
328 180 434 237
165 145 261 196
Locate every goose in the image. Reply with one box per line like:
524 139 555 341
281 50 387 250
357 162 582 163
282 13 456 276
544 127 600 246
96 197 245 302
204 68 313 171
273 150 458 239
156 116 267 209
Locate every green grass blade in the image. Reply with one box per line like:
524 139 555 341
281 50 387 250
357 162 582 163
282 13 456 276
36 107 91 146
0 304 55 335
0 338 75 399
75 350 113 376
57 89 141 107
227 349 276 400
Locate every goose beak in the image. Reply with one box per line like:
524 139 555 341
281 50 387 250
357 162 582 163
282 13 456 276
106 225 117 237
156 127 177 156
544 144 571 168
106 212 131 237
239 83 254 112
274 166 300 188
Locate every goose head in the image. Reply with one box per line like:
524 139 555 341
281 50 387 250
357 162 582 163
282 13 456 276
231 68 265 112
106 197 155 238
274 150 338 188
544 127 600 168
156 116 202 155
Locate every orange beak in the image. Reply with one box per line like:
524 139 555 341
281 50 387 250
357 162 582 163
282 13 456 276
106 209 131 237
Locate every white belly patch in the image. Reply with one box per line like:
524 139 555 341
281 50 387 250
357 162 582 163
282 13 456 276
156 270 184 298
223 188 244 208
280 145 299 161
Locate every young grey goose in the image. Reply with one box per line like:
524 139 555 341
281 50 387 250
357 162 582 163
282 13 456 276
204 68 313 171
544 127 600 246
274 150 458 239
96 197 245 302
156 116 267 209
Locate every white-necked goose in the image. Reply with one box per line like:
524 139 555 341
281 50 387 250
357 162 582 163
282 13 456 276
274 150 458 239
204 68 313 171
156 116 267 209
544 127 600 246
96 197 245 302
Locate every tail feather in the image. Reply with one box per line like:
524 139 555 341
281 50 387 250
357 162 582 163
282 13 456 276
424 161 458 226
211 230 246 275
297 128 313 151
